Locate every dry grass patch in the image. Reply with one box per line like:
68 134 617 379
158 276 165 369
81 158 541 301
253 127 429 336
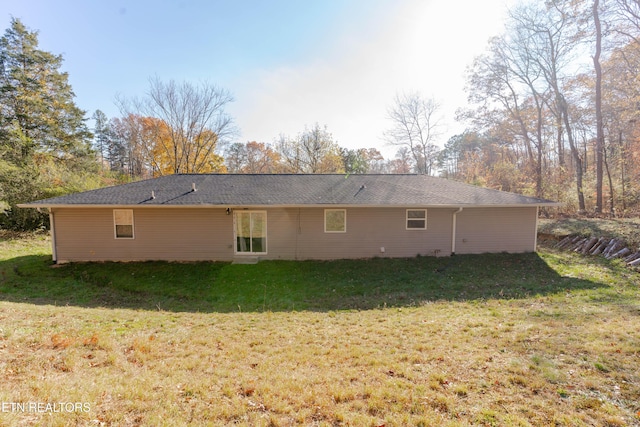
0 230 639 425
1 291 639 426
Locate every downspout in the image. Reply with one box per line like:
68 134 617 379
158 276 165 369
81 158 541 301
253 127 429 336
533 206 539 252
49 209 58 263
451 207 463 255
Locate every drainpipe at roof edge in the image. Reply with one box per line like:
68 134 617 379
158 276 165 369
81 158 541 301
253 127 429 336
451 207 463 255
49 210 57 263
534 206 539 252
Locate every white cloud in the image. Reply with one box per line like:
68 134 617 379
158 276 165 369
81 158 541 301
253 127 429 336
229 0 512 159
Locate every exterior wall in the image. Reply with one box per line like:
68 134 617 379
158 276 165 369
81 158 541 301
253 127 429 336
52 207 234 262
455 207 538 254
285 207 452 260
51 205 538 262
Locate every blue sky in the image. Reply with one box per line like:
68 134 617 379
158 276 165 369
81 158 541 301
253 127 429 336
2 0 513 157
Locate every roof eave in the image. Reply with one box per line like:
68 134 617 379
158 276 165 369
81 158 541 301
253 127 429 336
19 202 563 209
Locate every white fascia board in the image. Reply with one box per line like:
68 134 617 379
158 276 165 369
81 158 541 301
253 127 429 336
23 202 562 209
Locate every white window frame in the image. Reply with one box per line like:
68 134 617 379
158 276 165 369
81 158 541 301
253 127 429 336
234 210 268 254
324 209 346 233
113 209 135 239
406 209 427 230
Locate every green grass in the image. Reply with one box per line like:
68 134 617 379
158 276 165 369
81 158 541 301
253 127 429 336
0 232 624 313
1 230 639 426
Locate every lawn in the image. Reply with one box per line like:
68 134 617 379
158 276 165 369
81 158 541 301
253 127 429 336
0 231 639 426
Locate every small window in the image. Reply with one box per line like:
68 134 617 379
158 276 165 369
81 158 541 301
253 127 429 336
406 209 426 230
325 209 346 233
114 209 134 239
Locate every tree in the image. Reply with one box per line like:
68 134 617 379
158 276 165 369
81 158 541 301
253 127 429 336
613 0 640 45
225 141 281 173
120 77 235 174
275 124 343 173
464 31 548 197
383 92 442 175
225 142 248 173
92 109 109 168
340 147 386 174
341 148 370 174
593 0 606 213
0 18 93 165
438 132 484 179
0 18 96 230
388 147 414 174
511 1 587 211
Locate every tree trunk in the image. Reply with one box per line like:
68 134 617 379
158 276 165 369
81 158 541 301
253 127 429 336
593 0 605 213
604 143 615 216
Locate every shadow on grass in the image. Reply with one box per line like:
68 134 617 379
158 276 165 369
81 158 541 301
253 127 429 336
0 250 620 313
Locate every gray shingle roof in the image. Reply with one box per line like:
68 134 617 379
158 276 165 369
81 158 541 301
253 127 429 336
21 174 559 208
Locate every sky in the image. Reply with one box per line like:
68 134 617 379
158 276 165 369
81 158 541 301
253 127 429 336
2 0 514 158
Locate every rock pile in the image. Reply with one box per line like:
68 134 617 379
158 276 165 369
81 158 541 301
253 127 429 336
555 235 640 267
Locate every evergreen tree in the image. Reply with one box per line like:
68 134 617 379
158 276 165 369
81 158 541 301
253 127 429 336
92 109 109 167
0 18 97 230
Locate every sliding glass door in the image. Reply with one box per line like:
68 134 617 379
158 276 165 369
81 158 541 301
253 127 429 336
234 211 267 254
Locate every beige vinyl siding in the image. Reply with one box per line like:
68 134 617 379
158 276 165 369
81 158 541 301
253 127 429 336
51 206 538 262
454 207 538 254
53 208 234 262
282 207 452 260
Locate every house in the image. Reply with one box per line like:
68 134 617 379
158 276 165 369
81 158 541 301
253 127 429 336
20 174 559 263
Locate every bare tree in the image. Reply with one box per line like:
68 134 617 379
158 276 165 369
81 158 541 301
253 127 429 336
613 0 640 44
593 0 606 213
509 1 588 211
275 124 342 173
465 31 548 197
383 92 442 174
120 77 236 174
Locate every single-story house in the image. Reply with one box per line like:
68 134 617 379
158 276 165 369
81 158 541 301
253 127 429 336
20 174 559 263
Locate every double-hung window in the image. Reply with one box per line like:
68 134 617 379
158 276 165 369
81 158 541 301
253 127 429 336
324 209 346 233
406 209 427 230
114 209 134 239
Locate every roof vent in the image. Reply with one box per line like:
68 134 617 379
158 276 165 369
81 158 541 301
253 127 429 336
191 183 197 192
151 190 156 199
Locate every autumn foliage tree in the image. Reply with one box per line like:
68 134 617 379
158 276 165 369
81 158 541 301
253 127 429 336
457 0 640 215
118 78 233 175
225 141 282 173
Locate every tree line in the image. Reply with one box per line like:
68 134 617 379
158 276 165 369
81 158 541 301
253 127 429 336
448 0 640 215
2 1 640 230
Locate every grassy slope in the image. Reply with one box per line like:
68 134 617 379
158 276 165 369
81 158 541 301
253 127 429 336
0 232 639 426
539 217 640 248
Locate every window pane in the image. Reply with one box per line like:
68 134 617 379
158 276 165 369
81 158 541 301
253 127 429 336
114 209 132 224
407 210 426 229
252 213 265 238
114 209 134 238
236 212 251 252
235 211 267 253
407 219 426 229
252 237 266 253
250 212 266 252
325 210 345 232
116 224 133 238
